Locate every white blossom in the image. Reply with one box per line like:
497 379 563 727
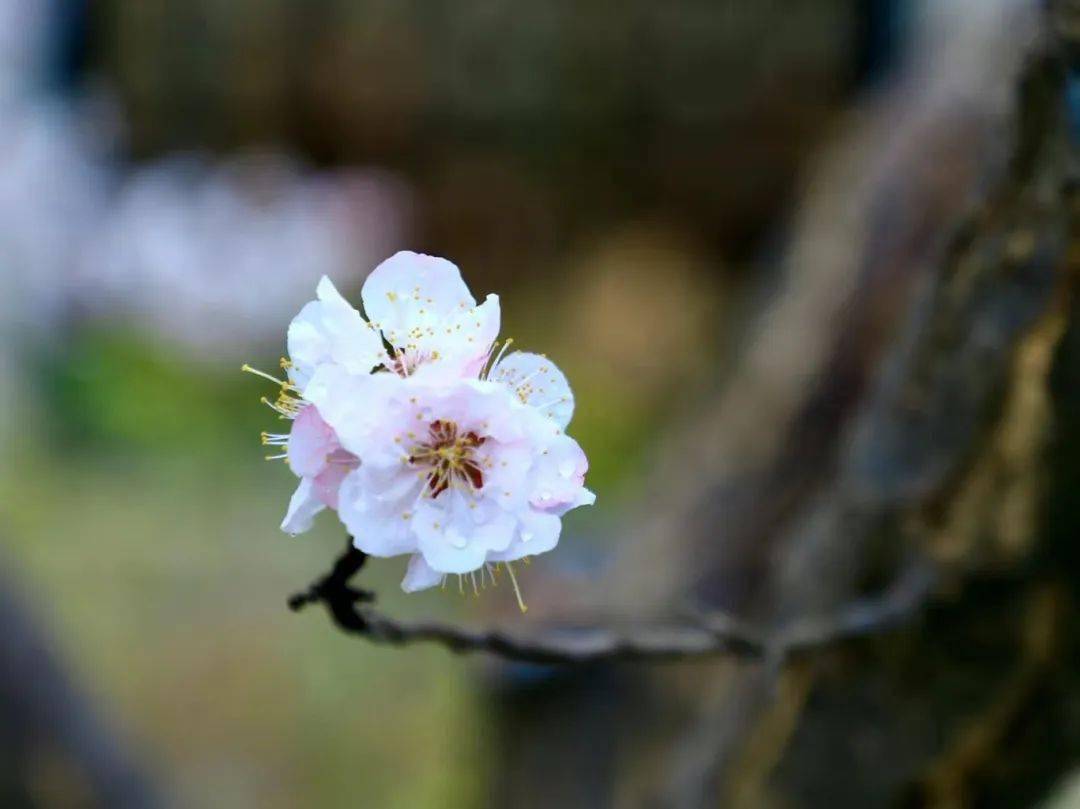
253 253 593 606
286 251 500 390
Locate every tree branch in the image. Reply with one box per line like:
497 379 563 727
287 539 938 666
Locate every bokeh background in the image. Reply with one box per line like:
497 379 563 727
2 1 1077 807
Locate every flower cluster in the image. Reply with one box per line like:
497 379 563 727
248 252 594 606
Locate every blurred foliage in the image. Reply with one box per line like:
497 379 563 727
1 441 489 808
37 326 259 454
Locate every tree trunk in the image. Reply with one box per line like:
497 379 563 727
486 2 1080 806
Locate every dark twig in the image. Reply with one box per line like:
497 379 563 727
288 539 938 665
287 542 375 633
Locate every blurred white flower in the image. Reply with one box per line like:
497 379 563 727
0 0 411 361
0 101 107 325
0 0 50 103
0 102 411 357
82 155 410 356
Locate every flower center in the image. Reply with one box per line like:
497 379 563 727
408 420 486 498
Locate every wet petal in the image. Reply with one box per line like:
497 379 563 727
338 467 421 557
490 351 574 429
488 509 563 563
413 494 515 574
528 433 591 513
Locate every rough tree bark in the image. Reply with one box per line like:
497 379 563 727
483 2 1080 807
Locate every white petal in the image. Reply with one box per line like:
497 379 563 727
337 467 420 557
540 487 596 518
286 276 385 388
451 378 531 444
528 433 591 513
490 351 574 429
401 555 445 593
418 293 501 379
470 295 501 348
303 365 401 459
281 478 325 536
360 253 501 378
413 494 515 574
574 487 597 509
488 509 563 563
475 441 533 512
361 251 473 344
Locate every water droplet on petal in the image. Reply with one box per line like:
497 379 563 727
450 533 468 549
521 531 534 543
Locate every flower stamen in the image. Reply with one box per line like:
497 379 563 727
482 337 514 380
504 562 528 613
407 420 487 498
